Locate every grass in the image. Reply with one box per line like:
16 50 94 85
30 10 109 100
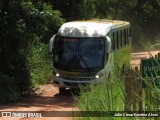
75 54 160 120
26 41 52 87
75 69 126 120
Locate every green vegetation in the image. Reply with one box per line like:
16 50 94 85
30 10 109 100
0 0 160 106
26 41 52 87
0 0 63 103
75 53 160 119
76 72 125 119
75 48 131 119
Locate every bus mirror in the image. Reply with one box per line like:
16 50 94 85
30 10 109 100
49 35 56 54
106 36 111 53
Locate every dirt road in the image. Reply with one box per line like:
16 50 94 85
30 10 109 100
0 81 78 120
0 51 159 120
130 51 159 64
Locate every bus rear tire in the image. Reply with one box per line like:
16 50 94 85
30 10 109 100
59 88 66 94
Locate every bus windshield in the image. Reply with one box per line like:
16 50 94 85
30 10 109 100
54 36 105 71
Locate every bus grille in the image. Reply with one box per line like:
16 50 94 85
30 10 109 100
60 76 92 81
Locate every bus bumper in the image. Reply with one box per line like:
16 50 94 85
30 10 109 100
52 75 103 88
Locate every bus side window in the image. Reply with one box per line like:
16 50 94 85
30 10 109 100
116 31 119 49
114 32 117 50
122 30 124 47
120 30 123 47
124 29 127 46
129 27 132 37
127 28 129 45
112 32 115 50
129 27 132 45
118 31 122 48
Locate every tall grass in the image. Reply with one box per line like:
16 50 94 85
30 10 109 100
137 54 160 111
75 68 126 119
75 54 160 120
138 37 160 111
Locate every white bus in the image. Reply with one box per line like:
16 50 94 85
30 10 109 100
49 19 131 93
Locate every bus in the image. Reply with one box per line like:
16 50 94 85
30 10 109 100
49 19 132 93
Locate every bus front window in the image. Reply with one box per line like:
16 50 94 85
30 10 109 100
79 39 104 68
54 36 105 71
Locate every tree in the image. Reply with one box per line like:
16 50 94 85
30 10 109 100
0 0 64 103
51 0 96 20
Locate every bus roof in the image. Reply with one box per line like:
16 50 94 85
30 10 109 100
57 19 130 37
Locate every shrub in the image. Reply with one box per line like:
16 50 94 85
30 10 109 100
0 73 20 103
0 0 63 103
26 37 52 87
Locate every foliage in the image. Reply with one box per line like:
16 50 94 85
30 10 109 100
26 39 52 87
22 1 64 43
0 73 20 103
52 0 96 20
115 0 160 41
76 70 125 119
0 0 63 103
0 0 31 103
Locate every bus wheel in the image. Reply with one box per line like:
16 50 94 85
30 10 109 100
59 88 66 94
70 88 80 95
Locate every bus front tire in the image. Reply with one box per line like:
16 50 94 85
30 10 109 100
59 87 66 94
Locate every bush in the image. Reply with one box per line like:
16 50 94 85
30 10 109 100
0 0 63 103
0 73 20 103
26 38 52 87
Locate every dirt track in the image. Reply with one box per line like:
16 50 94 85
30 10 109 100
0 81 78 120
130 51 159 64
0 51 159 120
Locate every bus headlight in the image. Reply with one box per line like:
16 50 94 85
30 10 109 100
95 75 100 79
56 73 60 77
